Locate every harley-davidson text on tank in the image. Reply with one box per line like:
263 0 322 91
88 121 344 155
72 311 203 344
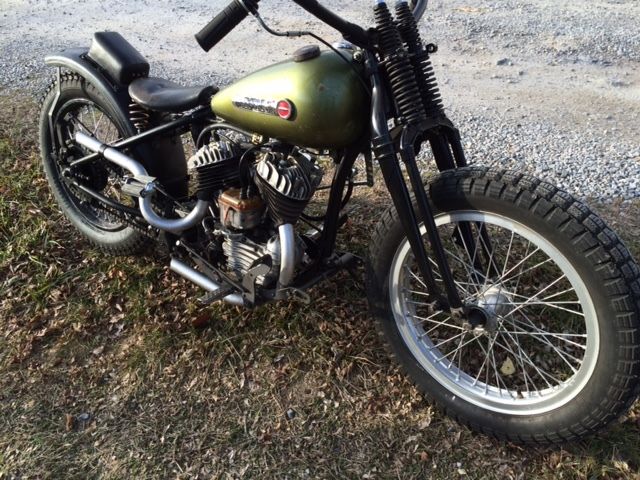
232 96 294 120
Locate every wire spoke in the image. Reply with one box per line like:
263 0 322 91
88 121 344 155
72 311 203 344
478 223 501 284
406 265 473 298
424 331 466 349
452 332 467 380
90 105 98 133
505 313 587 350
503 315 584 370
472 336 495 387
501 327 536 395
494 244 540 287
493 333 561 388
447 332 468 371
435 332 482 364
405 289 431 298
491 342 516 399
452 224 485 295
442 248 484 295
406 299 436 307
501 230 516 279
94 112 107 138
499 331 587 350
490 300 584 317
540 287 578 302
500 257 554 287
473 334 515 398
500 274 568 319
419 316 464 336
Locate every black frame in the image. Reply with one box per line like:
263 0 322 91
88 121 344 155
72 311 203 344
58 0 474 314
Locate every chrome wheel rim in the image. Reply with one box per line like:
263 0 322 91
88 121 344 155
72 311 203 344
389 211 599 415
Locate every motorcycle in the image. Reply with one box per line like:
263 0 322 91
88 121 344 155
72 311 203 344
38 0 640 445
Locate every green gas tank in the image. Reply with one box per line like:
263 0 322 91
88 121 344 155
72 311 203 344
211 48 368 149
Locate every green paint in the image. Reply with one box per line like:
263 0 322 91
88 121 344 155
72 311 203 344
211 50 368 148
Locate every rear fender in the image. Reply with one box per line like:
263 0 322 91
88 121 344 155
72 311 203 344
45 48 134 134
45 48 188 198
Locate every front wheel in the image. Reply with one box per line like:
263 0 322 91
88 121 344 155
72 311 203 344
367 167 640 444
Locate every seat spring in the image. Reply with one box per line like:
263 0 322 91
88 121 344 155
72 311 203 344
128 102 150 132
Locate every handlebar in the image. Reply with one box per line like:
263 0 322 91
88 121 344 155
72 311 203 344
195 0 258 52
410 0 428 21
290 0 369 47
195 0 428 52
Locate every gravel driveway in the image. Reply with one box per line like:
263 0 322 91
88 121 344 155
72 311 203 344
1 0 638 199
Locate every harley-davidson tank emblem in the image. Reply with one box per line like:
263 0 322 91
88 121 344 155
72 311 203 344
232 97 294 120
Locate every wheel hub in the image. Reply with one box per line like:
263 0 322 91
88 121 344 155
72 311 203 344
463 286 513 334
477 286 513 318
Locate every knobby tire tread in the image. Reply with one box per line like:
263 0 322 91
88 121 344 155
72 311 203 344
367 166 640 445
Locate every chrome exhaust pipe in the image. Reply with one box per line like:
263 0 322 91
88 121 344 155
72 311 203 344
278 223 296 287
74 132 147 176
140 199 210 234
170 258 244 307
75 132 209 233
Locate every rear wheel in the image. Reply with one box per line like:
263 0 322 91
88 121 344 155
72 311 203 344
39 73 148 254
367 167 640 444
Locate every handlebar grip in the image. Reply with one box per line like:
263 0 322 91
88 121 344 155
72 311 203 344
195 0 255 52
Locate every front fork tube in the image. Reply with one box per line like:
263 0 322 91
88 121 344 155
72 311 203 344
375 136 450 307
430 130 482 279
430 127 497 281
368 55 461 311
399 128 463 311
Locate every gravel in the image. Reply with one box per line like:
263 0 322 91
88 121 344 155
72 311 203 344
1 0 638 200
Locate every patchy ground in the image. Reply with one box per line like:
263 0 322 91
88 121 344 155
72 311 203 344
2 89 640 479
1 0 639 478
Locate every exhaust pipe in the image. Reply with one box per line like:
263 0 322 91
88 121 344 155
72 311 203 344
75 132 209 233
170 258 244 307
278 223 296 287
76 132 298 301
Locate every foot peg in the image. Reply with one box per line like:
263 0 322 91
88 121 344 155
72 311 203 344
277 287 311 304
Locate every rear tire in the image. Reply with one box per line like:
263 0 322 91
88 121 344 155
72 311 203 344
367 166 640 444
39 73 148 255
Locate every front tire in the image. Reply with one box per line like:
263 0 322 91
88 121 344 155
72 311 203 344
367 166 640 444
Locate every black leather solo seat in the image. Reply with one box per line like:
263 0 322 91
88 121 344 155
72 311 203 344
87 31 216 113
88 31 150 84
129 77 218 113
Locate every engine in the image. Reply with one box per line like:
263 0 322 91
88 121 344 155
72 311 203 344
187 140 241 197
255 150 323 226
186 139 323 287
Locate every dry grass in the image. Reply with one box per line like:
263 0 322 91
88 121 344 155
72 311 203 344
1 91 640 479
